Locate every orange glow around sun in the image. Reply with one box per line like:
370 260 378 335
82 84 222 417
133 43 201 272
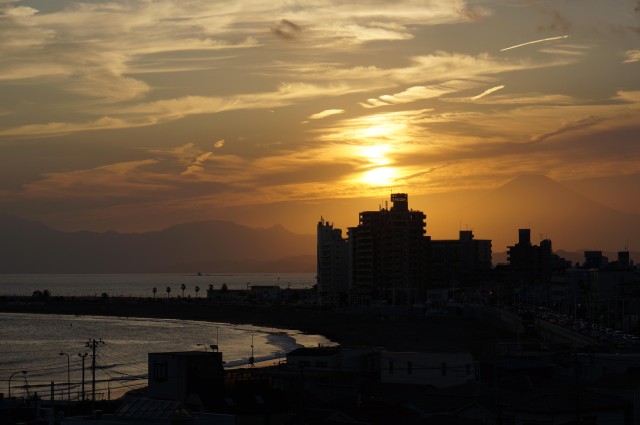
360 166 397 186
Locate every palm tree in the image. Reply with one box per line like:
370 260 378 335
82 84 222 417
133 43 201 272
152 287 157 299
166 286 171 299
195 286 200 299
181 283 186 298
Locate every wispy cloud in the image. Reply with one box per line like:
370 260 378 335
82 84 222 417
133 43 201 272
308 109 345 120
470 85 505 100
272 19 302 40
361 81 479 108
500 35 569 52
21 160 168 199
623 50 640 63
0 116 157 137
530 116 604 143
444 93 577 106
2 5 38 17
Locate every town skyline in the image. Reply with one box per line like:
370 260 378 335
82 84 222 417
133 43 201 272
1 0 639 242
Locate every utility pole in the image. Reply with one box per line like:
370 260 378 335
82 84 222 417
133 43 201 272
85 339 104 410
78 352 88 401
59 352 70 403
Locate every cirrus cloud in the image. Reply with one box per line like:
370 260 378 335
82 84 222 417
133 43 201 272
308 109 345 120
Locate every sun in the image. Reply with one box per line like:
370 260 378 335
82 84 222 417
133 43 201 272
360 166 397 187
359 145 391 166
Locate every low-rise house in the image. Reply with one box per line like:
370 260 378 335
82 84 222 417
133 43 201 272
147 351 225 411
380 351 475 388
249 285 281 302
286 346 340 371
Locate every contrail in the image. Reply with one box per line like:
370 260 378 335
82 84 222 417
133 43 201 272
471 85 505 100
500 35 569 52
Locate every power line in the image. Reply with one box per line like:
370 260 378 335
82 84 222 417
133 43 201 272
86 338 104 408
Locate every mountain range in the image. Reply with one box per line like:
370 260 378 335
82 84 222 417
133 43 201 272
0 217 316 273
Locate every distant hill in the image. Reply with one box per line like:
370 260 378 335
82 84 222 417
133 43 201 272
449 174 640 252
0 216 316 273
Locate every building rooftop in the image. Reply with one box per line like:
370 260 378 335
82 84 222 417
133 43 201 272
288 347 340 357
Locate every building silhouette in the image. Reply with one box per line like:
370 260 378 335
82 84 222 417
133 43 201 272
317 219 350 306
431 230 492 287
347 193 430 306
507 229 570 284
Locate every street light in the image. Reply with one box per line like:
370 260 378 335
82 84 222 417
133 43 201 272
59 352 70 402
8 370 27 400
78 352 88 401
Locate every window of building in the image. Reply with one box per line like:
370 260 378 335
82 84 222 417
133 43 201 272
315 361 328 368
151 362 168 382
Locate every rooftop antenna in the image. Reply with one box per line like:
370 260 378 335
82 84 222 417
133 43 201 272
249 334 255 367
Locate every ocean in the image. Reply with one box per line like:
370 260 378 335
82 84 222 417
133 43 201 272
0 273 316 298
0 273 330 401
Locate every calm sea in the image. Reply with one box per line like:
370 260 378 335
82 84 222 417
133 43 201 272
0 273 329 401
0 273 316 298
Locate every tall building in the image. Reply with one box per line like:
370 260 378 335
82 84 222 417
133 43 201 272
348 193 430 305
431 230 492 286
507 229 570 284
317 218 349 306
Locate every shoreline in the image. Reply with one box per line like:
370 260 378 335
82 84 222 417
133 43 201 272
0 297 514 356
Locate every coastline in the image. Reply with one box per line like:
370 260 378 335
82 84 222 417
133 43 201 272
0 297 513 356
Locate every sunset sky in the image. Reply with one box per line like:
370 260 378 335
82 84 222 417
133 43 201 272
1 0 639 238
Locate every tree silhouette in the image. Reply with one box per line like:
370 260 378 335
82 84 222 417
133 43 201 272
166 286 171 299
181 283 186 298
152 287 157 299
195 286 200 298
221 283 228 292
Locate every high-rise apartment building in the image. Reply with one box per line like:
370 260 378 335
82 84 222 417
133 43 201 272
317 219 350 306
347 193 430 305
